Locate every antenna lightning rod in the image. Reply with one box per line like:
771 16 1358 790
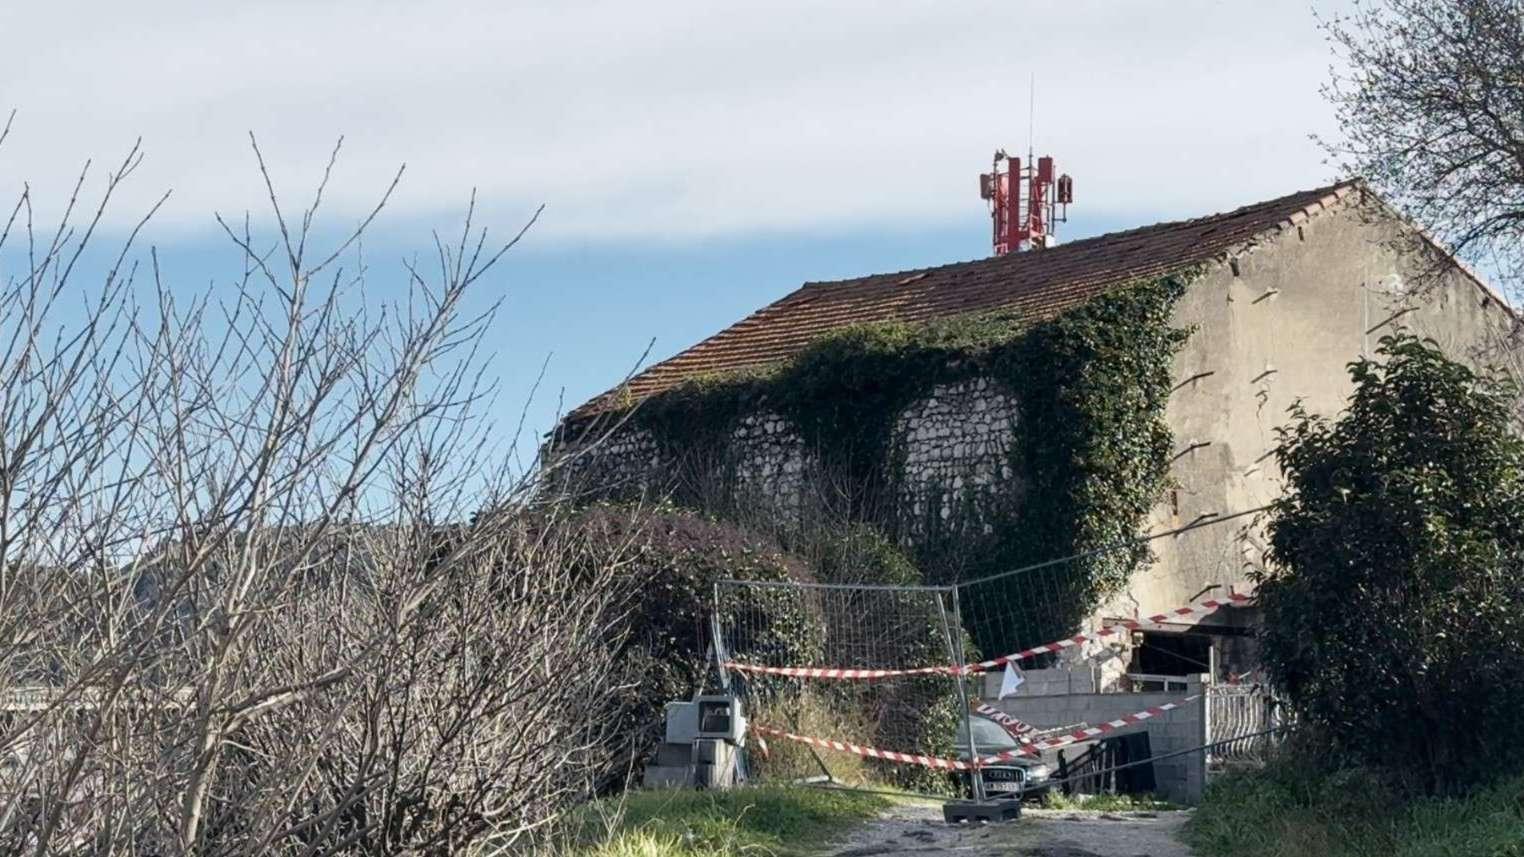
977 77 1073 257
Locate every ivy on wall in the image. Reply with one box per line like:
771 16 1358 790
960 274 1194 653
607 273 1195 655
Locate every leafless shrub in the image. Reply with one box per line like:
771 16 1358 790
1319 0 1524 301
0 116 636 855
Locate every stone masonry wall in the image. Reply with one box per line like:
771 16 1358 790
889 378 1020 535
552 423 665 498
728 411 809 516
552 377 1024 531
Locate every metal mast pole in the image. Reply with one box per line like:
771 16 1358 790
938 586 985 802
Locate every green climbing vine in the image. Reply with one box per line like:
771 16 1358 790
959 274 1194 654
614 272 1195 655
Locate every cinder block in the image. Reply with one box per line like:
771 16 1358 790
694 739 735 767
643 765 692 789
653 742 691 767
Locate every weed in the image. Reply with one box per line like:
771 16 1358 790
547 785 894 856
1185 756 1524 857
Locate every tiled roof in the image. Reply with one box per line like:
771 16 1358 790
570 181 1363 419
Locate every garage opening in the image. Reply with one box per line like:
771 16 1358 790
1126 630 1212 691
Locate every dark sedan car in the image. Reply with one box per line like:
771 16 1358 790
954 714 1055 800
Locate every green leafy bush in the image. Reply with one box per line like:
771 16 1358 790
1258 333 1524 793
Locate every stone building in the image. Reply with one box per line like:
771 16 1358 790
549 180 1517 683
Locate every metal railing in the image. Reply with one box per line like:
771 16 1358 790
1207 684 1283 762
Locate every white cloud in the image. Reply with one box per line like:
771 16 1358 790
0 0 1348 241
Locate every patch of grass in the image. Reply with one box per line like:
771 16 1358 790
1039 791 1180 812
746 693 878 787
555 785 896 856
1185 757 1524 857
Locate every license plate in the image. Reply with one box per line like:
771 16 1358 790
984 780 1023 793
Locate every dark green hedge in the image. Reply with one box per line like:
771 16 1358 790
1258 334 1524 794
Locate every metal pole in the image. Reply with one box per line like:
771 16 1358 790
710 582 730 693
938 587 985 802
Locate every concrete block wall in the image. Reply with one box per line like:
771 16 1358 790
978 636 1132 698
980 667 1096 698
982 680 1208 804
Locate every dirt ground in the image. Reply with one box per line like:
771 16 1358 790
826 802 1195 857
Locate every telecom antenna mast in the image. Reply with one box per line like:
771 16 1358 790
979 149 1073 255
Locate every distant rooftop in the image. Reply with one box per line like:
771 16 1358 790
570 180 1363 419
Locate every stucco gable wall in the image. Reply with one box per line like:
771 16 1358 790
1120 197 1515 621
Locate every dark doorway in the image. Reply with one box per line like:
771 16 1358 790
1131 631 1211 676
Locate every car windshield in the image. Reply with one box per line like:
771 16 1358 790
954 715 1023 753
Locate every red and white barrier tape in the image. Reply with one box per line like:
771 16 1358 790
724 593 1251 680
971 595 1251 673
972 701 1035 741
751 693 1199 770
726 663 958 680
749 724 975 771
977 695 1200 764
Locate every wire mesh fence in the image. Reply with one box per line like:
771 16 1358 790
714 510 1276 802
716 579 985 795
953 507 1267 682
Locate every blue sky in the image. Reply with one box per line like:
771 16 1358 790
0 1 1355 457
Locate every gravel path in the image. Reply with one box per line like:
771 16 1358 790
826 802 1195 857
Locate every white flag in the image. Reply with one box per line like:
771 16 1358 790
998 662 1026 699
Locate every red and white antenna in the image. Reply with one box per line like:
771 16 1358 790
979 152 1072 256
979 86 1073 256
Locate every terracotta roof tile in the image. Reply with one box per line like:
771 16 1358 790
570 181 1362 418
